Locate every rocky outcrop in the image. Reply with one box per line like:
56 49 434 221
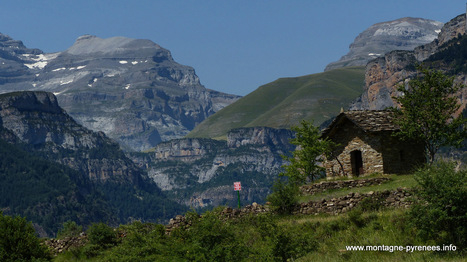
350 14 467 111
325 17 443 71
0 91 144 185
130 126 295 208
415 14 467 61
43 234 88 256
0 91 185 236
0 33 240 151
227 126 293 149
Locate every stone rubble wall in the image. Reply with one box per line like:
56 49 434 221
43 234 87 256
296 188 412 215
165 187 413 234
44 179 413 252
300 177 391 195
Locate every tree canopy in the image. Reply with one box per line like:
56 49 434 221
392 67 466 163
281 120 335 184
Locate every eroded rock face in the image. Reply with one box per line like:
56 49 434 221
130 127 295 208
325 17 443 71
0 91 145 184
415 14 467 61
0 33 240 151
350 50 417 110
350 14 467 111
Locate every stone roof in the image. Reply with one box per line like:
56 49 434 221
321 110 399 138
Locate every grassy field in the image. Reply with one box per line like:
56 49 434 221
187 66 365 139
299 174 418 203
50 171 465 261
287 209 464 262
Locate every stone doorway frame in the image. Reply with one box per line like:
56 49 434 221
350 150 363 176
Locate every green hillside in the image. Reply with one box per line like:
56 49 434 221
187 66 365 139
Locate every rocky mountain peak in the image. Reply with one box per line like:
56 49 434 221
0 33 240 151
349 13 467 111
66 34 165 57
325 17 443 71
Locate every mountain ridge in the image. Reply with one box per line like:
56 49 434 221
350 13 467 111
0 91 184 236
187 66 365 139
0 33 240 151
325 17 443 71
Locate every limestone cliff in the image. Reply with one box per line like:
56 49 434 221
0 91 142 184
350 14 467 111
0 34 240 151
0 91 185 235
325 17 443 71
130 126 295 208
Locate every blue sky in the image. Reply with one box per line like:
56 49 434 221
0 1 466 96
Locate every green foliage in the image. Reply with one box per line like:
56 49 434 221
409 161 467 249
186 211 248 261
282 120 335 184
187 66 365 139
266 178 300 215
0 138 116 237
87 222 118 248
0 212 51 262
57 220 82 239
391 66 466 163
426 33 467 74
271 225 317 262
357 195 385 212
88 141 126 160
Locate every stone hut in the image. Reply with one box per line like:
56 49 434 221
321 110 425 177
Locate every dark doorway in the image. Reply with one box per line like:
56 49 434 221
350 150 363 176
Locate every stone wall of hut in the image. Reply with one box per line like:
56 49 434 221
325 120 384 178
324 120 425 178
380 132 426 174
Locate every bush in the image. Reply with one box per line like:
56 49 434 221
185 211 248 261
357 195 385 212
87 222 117 248
0 212 51 261
410 161 467 249
272 225 317 262
57 220 82 239
267 178 299 215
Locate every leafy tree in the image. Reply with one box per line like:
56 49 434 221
392 67 466 163
57 220 83 239
0 212 51 261
281 120 336 184
87 222 118 248
409 161 467 249
266 178 300 214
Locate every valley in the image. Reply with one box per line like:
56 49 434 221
0 10 466 259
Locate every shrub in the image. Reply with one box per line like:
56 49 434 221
0 212 51 261
267 178 299 215
185 211 248 261
271 224 317 262
358 195 384 212
57 220 82 239
348 209 366 228
410 161 467 249
87 222 117 248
